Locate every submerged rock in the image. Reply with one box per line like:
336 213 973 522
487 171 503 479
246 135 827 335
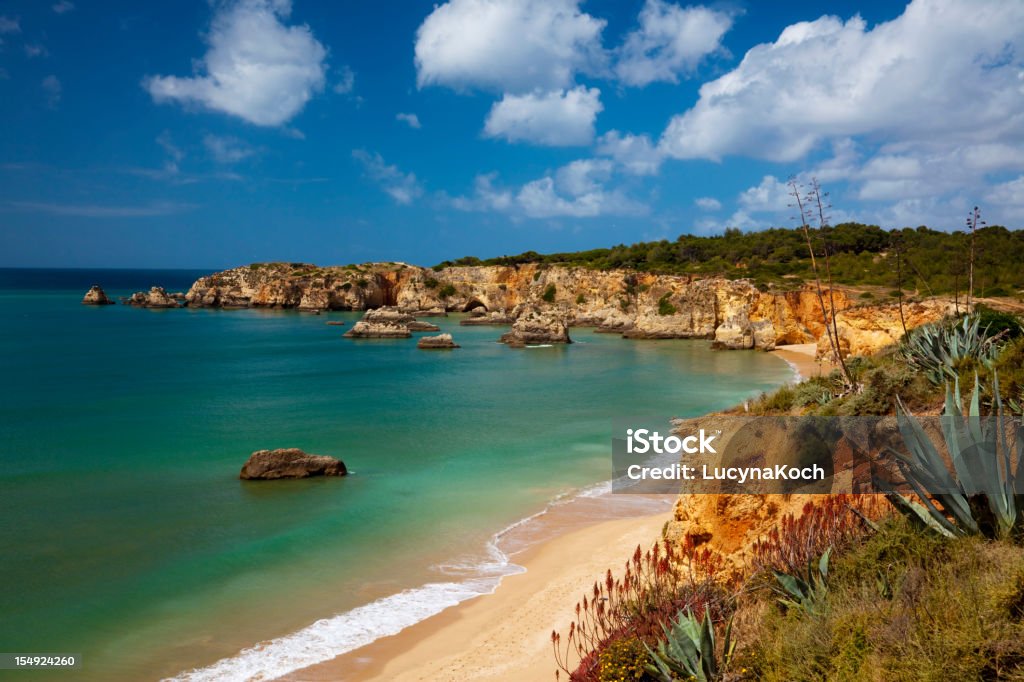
240 448 347 480
127 286 181 308
499 309 571 347
418 333 460 349
81 285 115 305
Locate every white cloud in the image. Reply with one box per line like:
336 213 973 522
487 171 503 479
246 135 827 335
144 0 327 127
694 197 721 211
738 175 791 212
41 75 61 108
0 16 19 33
449 173 514 212
595 130 662 175
414 0 605 94
25 44 48 58
396 112 421 129
659 1 1024 163
204 134 255 163
52 1 75 15
483 87 602 146
333 65 355 94
352 150 423 205
615 1 733 87
452 159 646 219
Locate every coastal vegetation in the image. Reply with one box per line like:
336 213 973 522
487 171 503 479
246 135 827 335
435 222 1024 298
556 307 1024 681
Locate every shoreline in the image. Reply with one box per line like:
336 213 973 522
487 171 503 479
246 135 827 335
279 509 673 681
770 342 830 381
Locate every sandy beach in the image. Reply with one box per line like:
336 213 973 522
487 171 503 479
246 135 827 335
770 342 832 381
280 510 672 682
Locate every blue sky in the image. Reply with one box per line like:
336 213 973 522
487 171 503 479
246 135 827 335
1 0 1022 269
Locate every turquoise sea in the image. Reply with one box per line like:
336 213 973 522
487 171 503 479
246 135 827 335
0 268 794 681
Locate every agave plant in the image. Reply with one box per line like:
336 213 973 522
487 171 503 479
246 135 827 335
885 374 1024 540
771 548 831 616
645 606 734 682
900 315 1001 385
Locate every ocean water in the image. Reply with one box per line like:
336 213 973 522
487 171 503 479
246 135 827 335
0 268 793 681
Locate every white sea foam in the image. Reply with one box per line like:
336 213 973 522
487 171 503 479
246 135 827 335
163 578 504 682
166 478 639 682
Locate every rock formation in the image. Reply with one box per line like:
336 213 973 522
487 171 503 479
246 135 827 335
418 333 460 349
343 320 411 338
459 311 515 326
820 299 954 358
178 261 948 358
127 286 181 308
499 309 572 347
81 285 114 305
239 448 347 480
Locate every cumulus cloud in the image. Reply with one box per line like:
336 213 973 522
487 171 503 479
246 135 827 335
0 16 19 33
615 1 733 87
659 1 1024 162
144 0 327 127
52 1 75 14
396 112 421 129
414 0 605 94
737 175 792 212
694 197 721 211
204 134 256 163
352 150 423 205
452 159 646 219
483 87 602 146
595 130 662 175
25 44 49 58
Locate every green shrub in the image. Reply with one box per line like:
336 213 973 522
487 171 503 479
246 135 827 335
438 284 457 299
975 304 1024 340
542 283 557 303
859 291 874 300
657 293 677 316
740 518 1024 682
423 277 439 289
355 278 369 289
598 637 655 682
576 293 586 305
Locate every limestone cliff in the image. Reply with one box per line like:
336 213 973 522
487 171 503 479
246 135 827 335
183 262 943 356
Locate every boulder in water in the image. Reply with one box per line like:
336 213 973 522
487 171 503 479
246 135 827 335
240 448 347 480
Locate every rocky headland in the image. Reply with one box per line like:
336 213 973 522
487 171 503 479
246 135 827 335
170 261 951 358
239 448 347 480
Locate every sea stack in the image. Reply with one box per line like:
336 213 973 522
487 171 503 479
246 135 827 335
127 286 182 308
499 309 572 347
81 285 115 305
239 448 348 480
418 333 460 349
